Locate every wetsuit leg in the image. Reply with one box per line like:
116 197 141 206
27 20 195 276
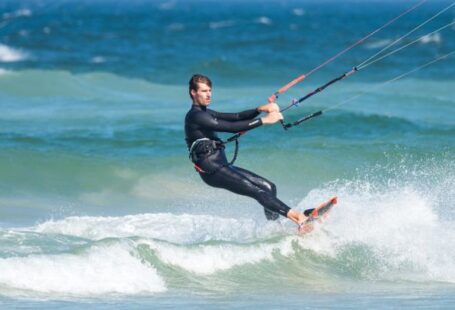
233 167 277 195
232 167 280 221
200 165 291 218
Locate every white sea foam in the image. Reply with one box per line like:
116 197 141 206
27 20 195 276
90 56 106 64
19 30 29 37
364 39 393 49
159 1 176 11
0 68 10 75
139 237 295 275
297 172 455 283
292 8 305 16
209 20 236 30
2 9 32 19
0 243 166 296
256 16 272 26
419 32 442 44
19 158 455 284
0 44 27 62
31 213 285 244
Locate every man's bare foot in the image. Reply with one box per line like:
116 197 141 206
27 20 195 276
298 222 314 234
287 209 308 229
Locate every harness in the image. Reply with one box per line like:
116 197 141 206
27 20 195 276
188 137 240 173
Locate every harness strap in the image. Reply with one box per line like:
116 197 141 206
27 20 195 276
228 138 239 166
188 138 211 159
188 135 241 173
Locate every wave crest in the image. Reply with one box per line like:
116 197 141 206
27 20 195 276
0 242 166 297
0 44 27 62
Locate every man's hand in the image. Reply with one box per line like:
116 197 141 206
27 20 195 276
261 111 283 124
257 102 280 113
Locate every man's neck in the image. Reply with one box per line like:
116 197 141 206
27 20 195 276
192 103 206 110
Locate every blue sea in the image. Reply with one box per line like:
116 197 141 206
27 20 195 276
0 0 454 308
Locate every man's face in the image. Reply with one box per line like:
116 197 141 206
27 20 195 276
191 82 212 106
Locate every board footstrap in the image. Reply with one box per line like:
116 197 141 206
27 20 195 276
299 196 338 234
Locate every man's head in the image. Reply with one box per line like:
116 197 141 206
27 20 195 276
189 74 212 106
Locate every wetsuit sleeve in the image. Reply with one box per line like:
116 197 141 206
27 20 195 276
208 108 260 121
193 111 262 133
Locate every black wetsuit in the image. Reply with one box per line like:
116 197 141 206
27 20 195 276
184 104 291 220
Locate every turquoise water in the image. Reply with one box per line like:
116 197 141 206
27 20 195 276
0 0 454 308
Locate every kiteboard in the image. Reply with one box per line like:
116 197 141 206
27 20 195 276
299 196 338 235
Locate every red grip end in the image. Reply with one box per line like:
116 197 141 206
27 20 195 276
268 94 277 103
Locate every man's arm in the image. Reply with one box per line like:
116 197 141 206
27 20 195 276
208 102 280 121
194 111 263 133
208 108 260 121
194 109 283 134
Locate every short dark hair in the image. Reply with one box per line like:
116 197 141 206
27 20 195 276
189 74 212 99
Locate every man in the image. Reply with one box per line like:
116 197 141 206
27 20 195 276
184 74 310 232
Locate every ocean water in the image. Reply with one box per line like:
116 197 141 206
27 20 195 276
0 0 454 308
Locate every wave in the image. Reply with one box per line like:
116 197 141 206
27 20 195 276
158 1 176 11
138 237 295 276
0 69 183 103
299 175 455 283
292 8 305 17
1 68 452 104
209 20 236 30
89 56 106 64
419 32 442 45
2 8 32 20
1 155 454 298
255 16 272 26
0 241 165 298
0 44 28 63
17 156 455 282
1 69 453 132
364 39 393 49
29 213 285 244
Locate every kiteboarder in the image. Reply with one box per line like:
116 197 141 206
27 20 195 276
185 74 310 230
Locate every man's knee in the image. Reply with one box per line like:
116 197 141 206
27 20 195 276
265 181 277 196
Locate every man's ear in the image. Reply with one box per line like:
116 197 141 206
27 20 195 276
190 89 197 98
